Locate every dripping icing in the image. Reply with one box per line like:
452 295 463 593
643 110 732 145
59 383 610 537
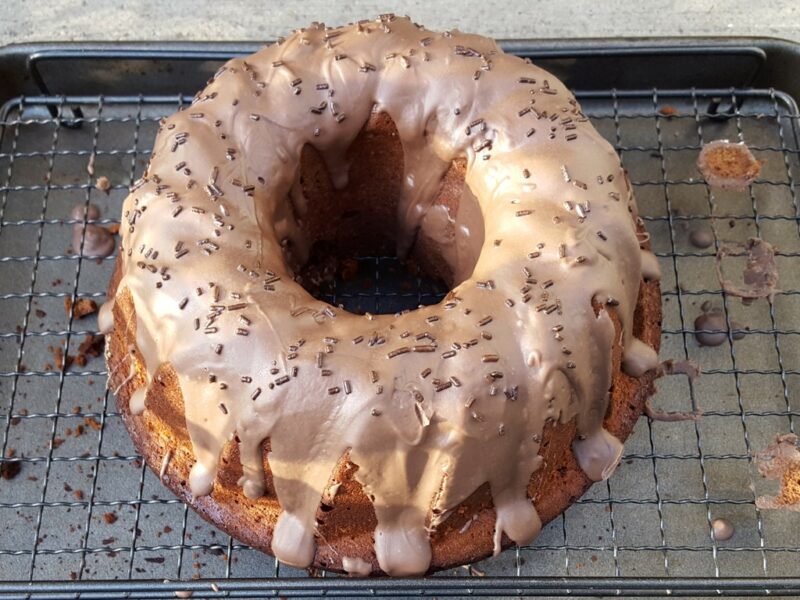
98 298 115 334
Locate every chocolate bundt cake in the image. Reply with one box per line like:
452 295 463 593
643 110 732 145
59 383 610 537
101 15 662 576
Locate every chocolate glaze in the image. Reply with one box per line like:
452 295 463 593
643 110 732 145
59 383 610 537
104 16 660 575
693 304 747 347
688 227 714 249
715 237 779 301
342 556 372 576
660 358 701 381
731 321 747 340
694 311 727 347
70 203 115 258
711 518 734 541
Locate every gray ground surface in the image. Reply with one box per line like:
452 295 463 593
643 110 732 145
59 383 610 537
1 0 799 46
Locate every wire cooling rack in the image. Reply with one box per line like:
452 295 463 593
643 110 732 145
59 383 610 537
1 45 800 598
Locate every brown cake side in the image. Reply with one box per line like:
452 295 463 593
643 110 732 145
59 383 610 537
106 112 662 575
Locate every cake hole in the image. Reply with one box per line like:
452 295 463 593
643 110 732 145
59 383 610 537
292 111 484 314
301 255 449 315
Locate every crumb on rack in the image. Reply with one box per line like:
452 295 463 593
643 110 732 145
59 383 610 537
46 335 105 371
0 449 22 480
95 176 111 193
754 434 800 511
645 359 703 421
65 297 99 319
715 237 779 302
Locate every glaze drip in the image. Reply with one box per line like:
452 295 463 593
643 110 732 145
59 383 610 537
107 16 659 575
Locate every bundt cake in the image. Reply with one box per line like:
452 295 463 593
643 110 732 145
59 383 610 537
102 15 662 575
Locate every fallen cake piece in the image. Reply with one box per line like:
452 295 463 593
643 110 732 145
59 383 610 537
697 140 762 191
754 434 800 511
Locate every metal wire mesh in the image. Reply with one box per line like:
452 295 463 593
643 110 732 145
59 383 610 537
0 85 799 598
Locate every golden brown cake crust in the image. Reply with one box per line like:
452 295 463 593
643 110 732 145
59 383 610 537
106 186 661 576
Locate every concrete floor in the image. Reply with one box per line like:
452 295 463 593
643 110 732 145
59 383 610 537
1 0 799 46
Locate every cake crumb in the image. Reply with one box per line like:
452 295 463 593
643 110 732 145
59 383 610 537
49 335 105 372
84 416 102 431
1 449 22 480
10 408 28 427
47 344 73 371
65 297 99 319
754 434 800 511
103 512 118 524
95 176 111 193
78 335 105 360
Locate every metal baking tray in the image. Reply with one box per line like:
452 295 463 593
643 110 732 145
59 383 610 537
1 36 800 598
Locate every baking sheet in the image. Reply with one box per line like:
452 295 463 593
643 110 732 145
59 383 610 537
0 87 799 592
